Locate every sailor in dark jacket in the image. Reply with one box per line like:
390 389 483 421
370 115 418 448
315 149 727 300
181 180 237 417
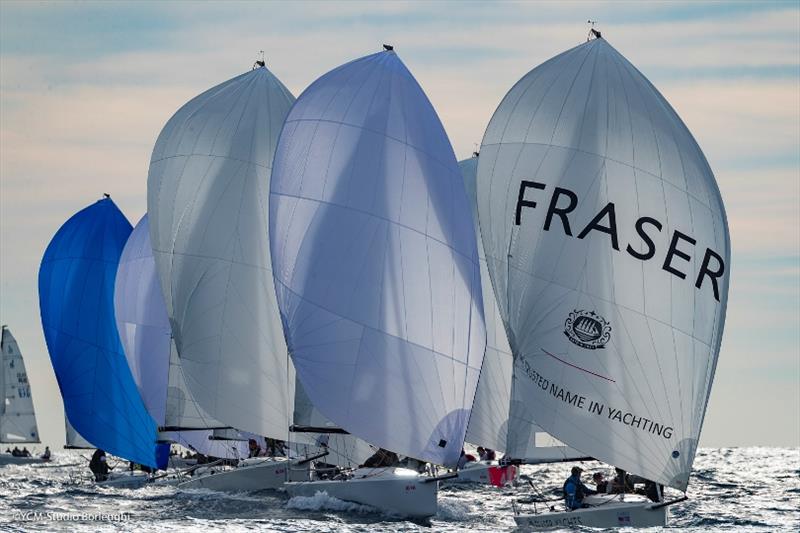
563 466 597 510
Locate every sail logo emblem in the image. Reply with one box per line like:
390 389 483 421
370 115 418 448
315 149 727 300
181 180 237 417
564 310 611 349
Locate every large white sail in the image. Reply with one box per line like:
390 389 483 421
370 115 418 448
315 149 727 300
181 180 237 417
147 64 295 438
0 327 39 443
461 156 586 463
270 49 486 468
477 37 729 490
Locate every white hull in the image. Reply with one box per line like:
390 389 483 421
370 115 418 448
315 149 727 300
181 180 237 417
96 472 151 489
178 457 308 492
514 495 668 530
450 461 518 485
0 455 47 466
285 467 438 518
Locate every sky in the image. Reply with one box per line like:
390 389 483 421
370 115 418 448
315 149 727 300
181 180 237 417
0 1 798 451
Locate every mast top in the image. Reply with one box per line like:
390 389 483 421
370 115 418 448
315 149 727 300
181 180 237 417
587 20 602 41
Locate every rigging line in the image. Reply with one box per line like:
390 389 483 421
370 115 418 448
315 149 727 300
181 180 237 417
541 348 616 383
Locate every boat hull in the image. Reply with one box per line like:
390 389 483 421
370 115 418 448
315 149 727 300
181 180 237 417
450 461 518 485
96 472 151 489
285 467 438 518
0 455 47 466
178 457 308 491
514 498 668 530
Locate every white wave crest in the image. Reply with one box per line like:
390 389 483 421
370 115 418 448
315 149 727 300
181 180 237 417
287 490 377 514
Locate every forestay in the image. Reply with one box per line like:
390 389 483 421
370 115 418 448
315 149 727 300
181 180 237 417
147 65 295 438
0 327 39 443
477 37 729 490
39 198 163 468
270 49 486 467
461 157 586 463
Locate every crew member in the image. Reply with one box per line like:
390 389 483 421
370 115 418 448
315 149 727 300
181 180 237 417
563 466 597 510
89 449 111 482
248 438 261 458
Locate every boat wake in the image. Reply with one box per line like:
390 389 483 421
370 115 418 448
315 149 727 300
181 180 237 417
286 491 378 515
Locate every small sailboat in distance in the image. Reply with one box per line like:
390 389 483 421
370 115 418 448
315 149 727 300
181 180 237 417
476 30 730 529
0 326 44 466
270 46 486 517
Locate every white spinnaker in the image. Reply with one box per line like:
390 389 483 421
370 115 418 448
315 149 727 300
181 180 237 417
0 327 39 443
148 65 295 438
116 215 228 431
477 38 729 490
65 416 93 449
270 50 486 468
461 156 587 462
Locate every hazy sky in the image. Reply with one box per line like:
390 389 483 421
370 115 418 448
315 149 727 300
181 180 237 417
1 1 798 450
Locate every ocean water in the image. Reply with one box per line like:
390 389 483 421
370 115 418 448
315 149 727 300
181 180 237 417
0 447 797 532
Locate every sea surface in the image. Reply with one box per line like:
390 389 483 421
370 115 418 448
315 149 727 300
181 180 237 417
0 447 797 532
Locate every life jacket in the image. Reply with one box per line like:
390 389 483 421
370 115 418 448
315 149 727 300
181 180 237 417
563 475 584 510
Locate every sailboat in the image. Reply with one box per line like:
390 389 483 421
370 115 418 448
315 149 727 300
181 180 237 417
146 59 308 492
269 47 486 518
456 154 589 486
38 196 169 485
475 32 729 528
0 326 44 466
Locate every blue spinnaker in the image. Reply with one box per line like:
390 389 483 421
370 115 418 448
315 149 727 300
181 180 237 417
39 197 163 469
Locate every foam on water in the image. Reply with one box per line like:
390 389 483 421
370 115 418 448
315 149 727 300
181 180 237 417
0 448 797 531
287 491 377 514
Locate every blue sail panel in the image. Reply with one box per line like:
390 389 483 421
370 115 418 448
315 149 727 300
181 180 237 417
39 198 161 468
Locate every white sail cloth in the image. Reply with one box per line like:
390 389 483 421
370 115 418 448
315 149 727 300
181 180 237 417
115 215 171 426
477 38 729 490
0 327 39 443
461 157 585 462
292 379 374 467
147 66 295 439
270 50 486 468
65 416 93 449
116 215 228 431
